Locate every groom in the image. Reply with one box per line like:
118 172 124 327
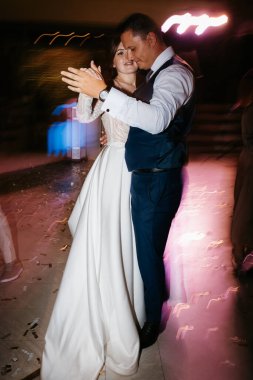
61 13 195 348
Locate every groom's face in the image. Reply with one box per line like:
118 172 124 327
121 30 154 70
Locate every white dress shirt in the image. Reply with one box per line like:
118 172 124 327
101 47 194 135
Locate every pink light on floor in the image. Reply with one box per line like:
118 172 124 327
161 13 228 35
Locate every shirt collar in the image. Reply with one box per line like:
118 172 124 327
150 46 175 75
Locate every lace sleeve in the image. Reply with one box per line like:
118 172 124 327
76 93 103 123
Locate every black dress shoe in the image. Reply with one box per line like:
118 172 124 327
140 322 160 349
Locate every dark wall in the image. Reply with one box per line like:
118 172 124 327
0 22 112 152
0 17 252 152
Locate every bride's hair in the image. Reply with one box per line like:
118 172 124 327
97 34 121 89
108 34 121 85
110 35 122 62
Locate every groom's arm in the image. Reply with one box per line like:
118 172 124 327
100 64 194 135
61 62 194 135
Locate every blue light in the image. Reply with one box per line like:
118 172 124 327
47 101 86 157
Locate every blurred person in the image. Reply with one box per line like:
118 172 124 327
0 205 23 283
41 36 145 380
47 99 77 157
231 68 253 277
61 13 195 349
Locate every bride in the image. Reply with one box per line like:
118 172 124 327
41 36 145 380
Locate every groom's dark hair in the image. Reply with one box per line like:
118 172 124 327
116 13 164 44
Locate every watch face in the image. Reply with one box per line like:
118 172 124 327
100 90 108 101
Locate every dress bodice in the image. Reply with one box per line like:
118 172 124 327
101 111 129 144
76 94 129 145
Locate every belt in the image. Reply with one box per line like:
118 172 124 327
133 168 170 173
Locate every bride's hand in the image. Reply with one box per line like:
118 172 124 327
100 129 108 147
61 66 107 97
81 62 102 80
90 60 102 76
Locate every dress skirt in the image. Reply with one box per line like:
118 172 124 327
41 143 145 380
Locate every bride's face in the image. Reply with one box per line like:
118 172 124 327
113 42 138 75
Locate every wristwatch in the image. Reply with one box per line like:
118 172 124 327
99 88 109 102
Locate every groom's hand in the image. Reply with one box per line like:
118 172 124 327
61 62 106 98
100 128 108 147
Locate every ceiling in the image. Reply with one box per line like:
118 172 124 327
0 0 236 26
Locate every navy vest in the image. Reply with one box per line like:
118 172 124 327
125 58 195 171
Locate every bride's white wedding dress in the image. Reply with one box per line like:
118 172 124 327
41 94 145 380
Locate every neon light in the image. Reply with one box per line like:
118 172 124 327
33 32 103 46
34 31 60 44
49 32 75 45
65 33 90 46
161 13 228 35
94 34 105 39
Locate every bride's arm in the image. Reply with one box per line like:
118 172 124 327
76 93 103 123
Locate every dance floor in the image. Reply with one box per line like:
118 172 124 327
0 153 252 380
